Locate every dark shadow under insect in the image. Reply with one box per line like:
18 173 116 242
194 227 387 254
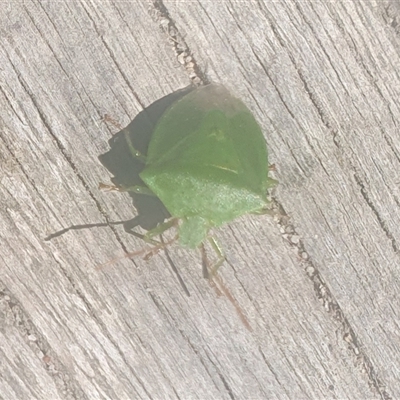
99 85 195 234
46 85 195 295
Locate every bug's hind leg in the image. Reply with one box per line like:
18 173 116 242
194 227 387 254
97 218 179 269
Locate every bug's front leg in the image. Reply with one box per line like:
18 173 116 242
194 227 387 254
103 114 148 163
201 236 226 278
124 130 147 163
123 218 178 246
99 182 156 196
143 218 179 243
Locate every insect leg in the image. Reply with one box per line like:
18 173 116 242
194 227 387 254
99 182 156 196
123 218 177 245
102 114 123 130
102 114 147 162
124 130 147 163
126 185 156 196
143 218 178 243
200 243 209 279
266 176 279 188
207 236 226 277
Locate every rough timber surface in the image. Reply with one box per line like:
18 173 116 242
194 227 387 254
1 1 399 399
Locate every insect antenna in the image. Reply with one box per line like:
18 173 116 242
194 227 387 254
44 219 128 241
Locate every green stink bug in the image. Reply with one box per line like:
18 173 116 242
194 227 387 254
122 84 277 275
46 84 277 279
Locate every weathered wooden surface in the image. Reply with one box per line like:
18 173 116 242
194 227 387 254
1 0 399 398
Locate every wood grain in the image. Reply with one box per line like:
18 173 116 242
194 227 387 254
1 0 399 398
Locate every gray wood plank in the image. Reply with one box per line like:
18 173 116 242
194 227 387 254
0 0 397 398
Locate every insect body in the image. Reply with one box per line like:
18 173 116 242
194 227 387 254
126 84 276 272
45 84 276 278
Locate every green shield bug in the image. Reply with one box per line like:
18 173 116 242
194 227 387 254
122 83 277 276
46 84 277 279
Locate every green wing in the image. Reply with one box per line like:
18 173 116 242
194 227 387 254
146 84 269 192
141 84 270 225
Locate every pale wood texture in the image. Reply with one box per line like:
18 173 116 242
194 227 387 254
1 1 399 398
